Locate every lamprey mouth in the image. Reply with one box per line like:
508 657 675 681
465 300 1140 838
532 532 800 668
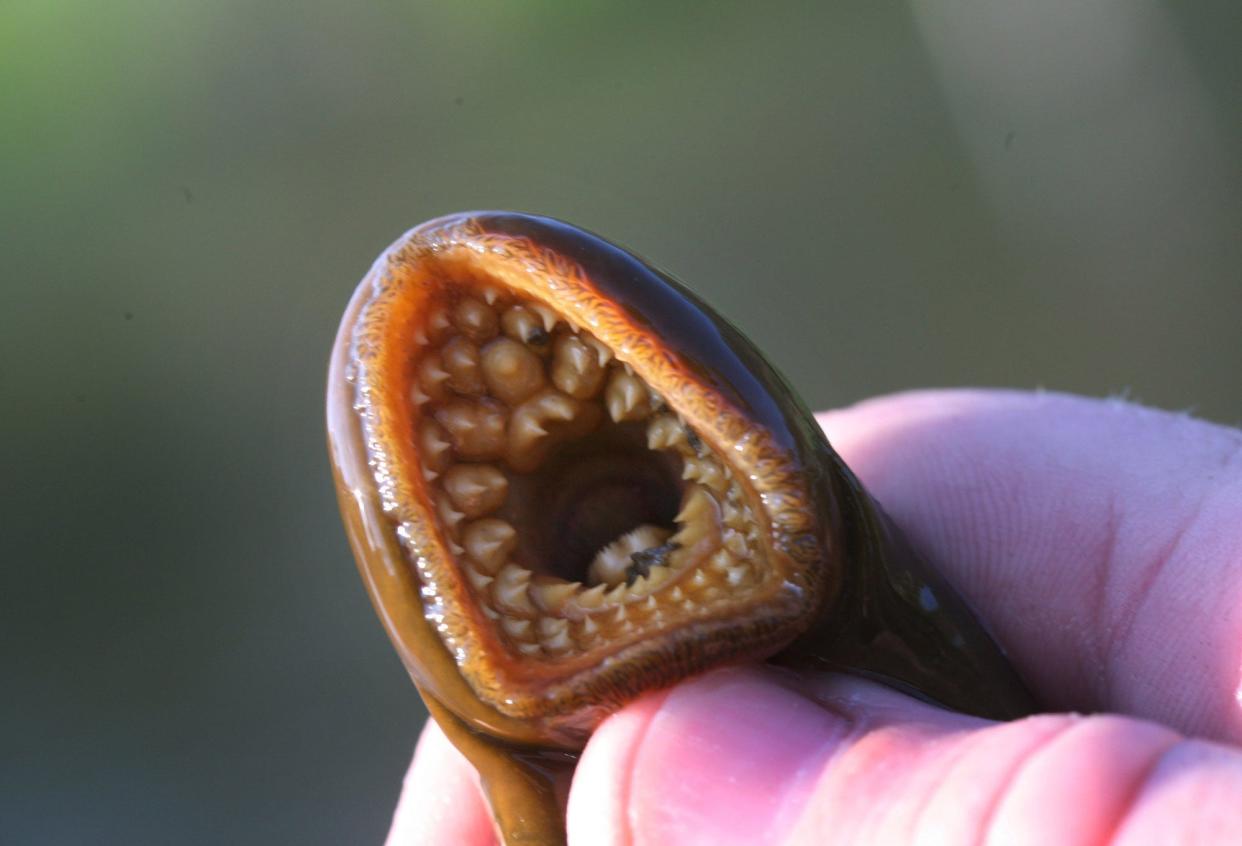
335 214 830 733
327 212 1036 845
416 289 768 658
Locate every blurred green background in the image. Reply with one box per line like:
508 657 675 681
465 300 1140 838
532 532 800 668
3 1 1239 842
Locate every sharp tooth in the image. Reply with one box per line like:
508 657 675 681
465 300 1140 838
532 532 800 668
494 565 536 615
531 304 558 332
722 502 750 531
463 519 516 574
709 549 737 572
441 336 485 395
531 580 581 611
668 587 684 603
681 599 697 613
436 400 507 460
480 605 499 620
421 466 439 484
605 370 651 422
576 616 598 640
646 415 687 451
541 629 573 653
507 389 599 473
644 565 672 590
418 419 453 472
517 643 541 655
576 584 607 608
502 617 532 640
610 606 627 624
409 386 430 406
641 596 658 612
427 306 452 339
605 583 629 604
466 568 494 592
583 335 612 367
675 487 715 525
443 464 508 518
452 297 499 342
482 286 500 305
501 305 546 346
723 530 749 558
537 617 568 639
412 328 428 346
435 495 465 536
551 334 606 399
480 336 546 405
725 566 748 586
689 569 708 588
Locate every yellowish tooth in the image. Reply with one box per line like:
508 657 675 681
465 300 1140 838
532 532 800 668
501 305 549 347
668 587 685 603
417 352 451 402
427 305 452 342
708 548 737 572
418 419 453 472
517 643 541 655
674 486 715 525
610 606 627 624
480 605 499 620
441 336 485 395
680 599 697 614
542 629 574 654
723 530 749 558
550 334 605 399
530 304 558 332
643 565 672 590
605 582 629 604
443 464 508 518
506 388 601 473
531 580 581 611
576 584 607 608
494 565 536 615
725 566 749 586
576 616 598 638
452 297 499 342
466 568 494 592
481 286 501 305
435 494 465 537
421 466 439 484
722 502 750 531
689 569 708 588
640 596 658 612
480 337 546 405
462 518 516 574
583 335 612 368
435 400 507 460
502 617 532 639
605 370 652 422
646 415 688 452
537 617 568 639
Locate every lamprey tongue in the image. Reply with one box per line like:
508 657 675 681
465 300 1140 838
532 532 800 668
327 211 1037 846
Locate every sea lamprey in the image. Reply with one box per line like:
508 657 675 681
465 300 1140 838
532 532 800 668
326 212 1036 844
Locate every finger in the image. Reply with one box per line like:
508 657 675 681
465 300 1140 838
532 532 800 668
386 721 496 846
816 390 1242 742
569 667 1242 846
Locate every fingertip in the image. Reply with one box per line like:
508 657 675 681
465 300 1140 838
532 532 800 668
570 668 852 845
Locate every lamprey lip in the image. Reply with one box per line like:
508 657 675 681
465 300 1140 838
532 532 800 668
327 212 834 743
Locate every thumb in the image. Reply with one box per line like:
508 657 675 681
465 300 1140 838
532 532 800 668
567 667 1242 845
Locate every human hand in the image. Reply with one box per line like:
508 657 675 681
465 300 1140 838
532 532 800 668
388 390 1242 845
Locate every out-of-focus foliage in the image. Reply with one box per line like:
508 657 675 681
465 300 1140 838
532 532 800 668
2 1 1238 842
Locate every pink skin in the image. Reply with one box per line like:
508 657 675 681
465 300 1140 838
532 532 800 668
386 390 1242 845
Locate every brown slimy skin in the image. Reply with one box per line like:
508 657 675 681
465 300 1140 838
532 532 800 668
326 212 1036 845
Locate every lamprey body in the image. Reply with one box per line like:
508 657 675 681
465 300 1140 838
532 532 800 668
326 212 1035 844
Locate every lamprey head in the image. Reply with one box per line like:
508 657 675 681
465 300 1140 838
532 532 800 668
326 212 846 745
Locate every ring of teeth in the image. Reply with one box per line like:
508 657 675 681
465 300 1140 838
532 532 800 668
411 289 764 659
